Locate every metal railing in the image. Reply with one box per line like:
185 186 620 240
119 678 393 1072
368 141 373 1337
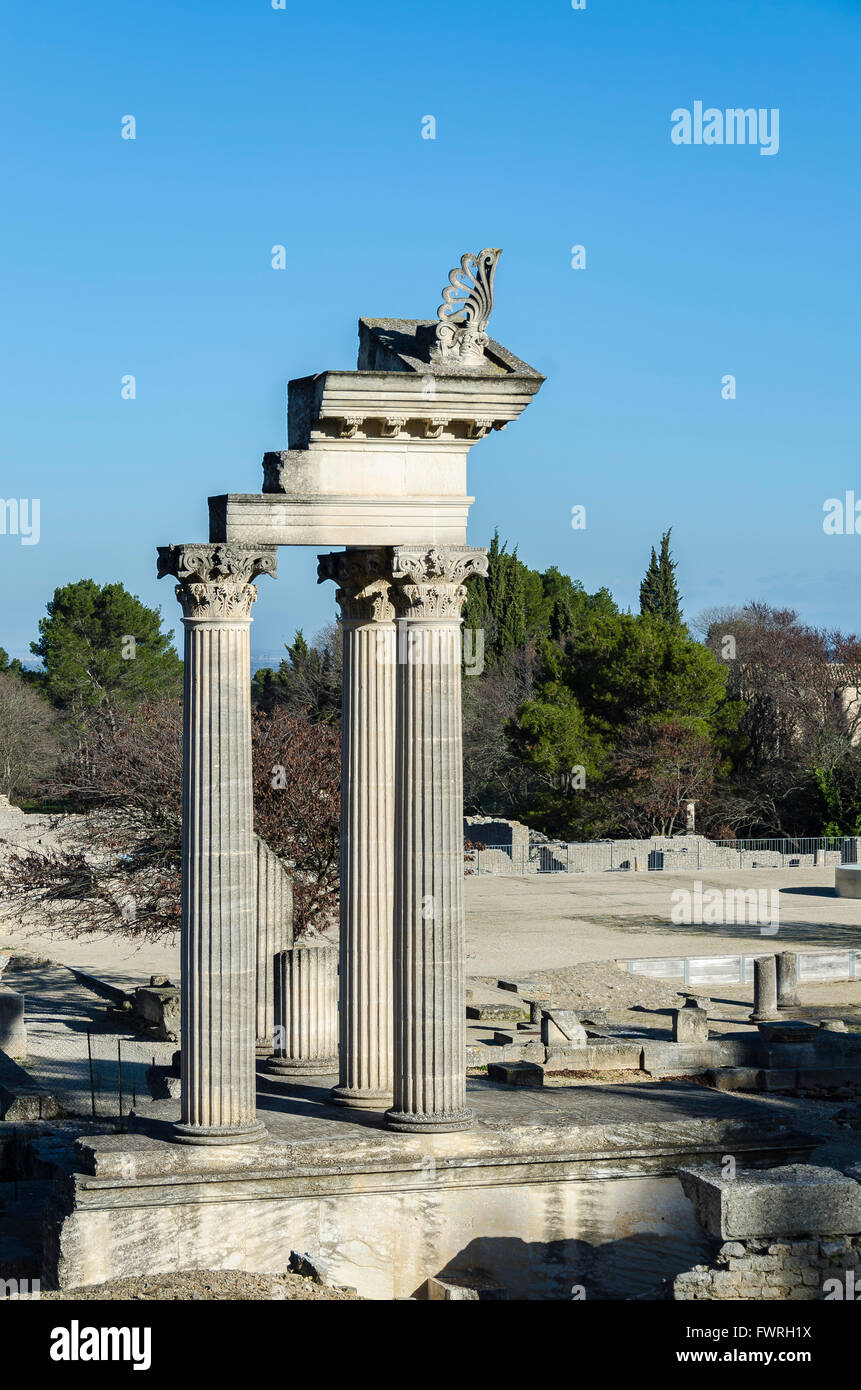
465 835 857 876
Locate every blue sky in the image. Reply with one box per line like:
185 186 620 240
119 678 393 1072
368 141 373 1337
1 0 859 667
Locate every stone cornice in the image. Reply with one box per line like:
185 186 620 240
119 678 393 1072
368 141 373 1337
157 542 278 621
389 546 488 620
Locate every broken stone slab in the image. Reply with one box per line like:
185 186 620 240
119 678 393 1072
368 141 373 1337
679 1164 861 1240
757 1021 818 1045
425 1274 507 1300
134 985 181 1043
0 989 26 1060
66 967 130 1008
682 994 710 1012
0 1050 59 1121
672 1005 708 1045
581 1009 609 1029
497 979 551 1002
486 1061 544 1087
540 1010 587 1048
466 1002 527 1024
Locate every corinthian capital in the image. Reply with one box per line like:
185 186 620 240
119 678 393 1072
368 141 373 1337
317 547 395 623
389 546 488 620
157 543 278 620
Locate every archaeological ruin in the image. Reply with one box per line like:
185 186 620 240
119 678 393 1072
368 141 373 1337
3 253 861 1307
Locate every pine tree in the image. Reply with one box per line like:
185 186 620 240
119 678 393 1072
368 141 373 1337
30 580 182 711
640 529 682 625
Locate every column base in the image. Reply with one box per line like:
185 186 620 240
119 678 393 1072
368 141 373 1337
330 1085 393 1111
267 1056 338 1076
750 1011 780 1023
255 1040 273 1058
173 1119 267 1147
385 1107 474 1134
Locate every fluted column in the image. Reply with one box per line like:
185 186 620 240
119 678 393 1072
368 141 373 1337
157 542 277 1145
255 834 294 1055
318 548 395 1109
269 945 339 1074
386 545 488 1133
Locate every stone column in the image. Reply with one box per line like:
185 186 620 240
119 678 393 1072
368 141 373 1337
157 542 277 1145
254 834 294 1055
318 549 396 1109
269 945 339 1075
750 954 779 1023
776 950 800 1010
385 546 488 1134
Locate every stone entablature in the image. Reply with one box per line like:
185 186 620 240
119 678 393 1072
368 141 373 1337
209 316 543 550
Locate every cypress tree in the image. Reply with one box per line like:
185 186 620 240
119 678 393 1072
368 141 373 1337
640 529 682 625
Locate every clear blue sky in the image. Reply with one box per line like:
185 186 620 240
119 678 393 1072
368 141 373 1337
1 0 859 668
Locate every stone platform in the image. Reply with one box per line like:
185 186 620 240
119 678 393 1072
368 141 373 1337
43 1073 818 1300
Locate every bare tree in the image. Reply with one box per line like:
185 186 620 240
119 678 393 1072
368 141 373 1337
0 699 340 942
0 671 59 799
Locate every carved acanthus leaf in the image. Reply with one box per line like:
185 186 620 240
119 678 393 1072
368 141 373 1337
157 543 278 620
390 546 488 619
317 548 395 623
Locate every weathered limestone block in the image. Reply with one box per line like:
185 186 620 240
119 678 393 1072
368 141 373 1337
270 945 338 1075
835 864 861 898
0 987 26 1059
540 1010 587 1048
588 1041 642 1070
679 1164 861 1240
134 983 180 1042
705 1067 763 1092
641 1041 720 1073
254 834 294 1055
487 1061 544 1087
544 1047 595 1072
672 1004 708 1044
